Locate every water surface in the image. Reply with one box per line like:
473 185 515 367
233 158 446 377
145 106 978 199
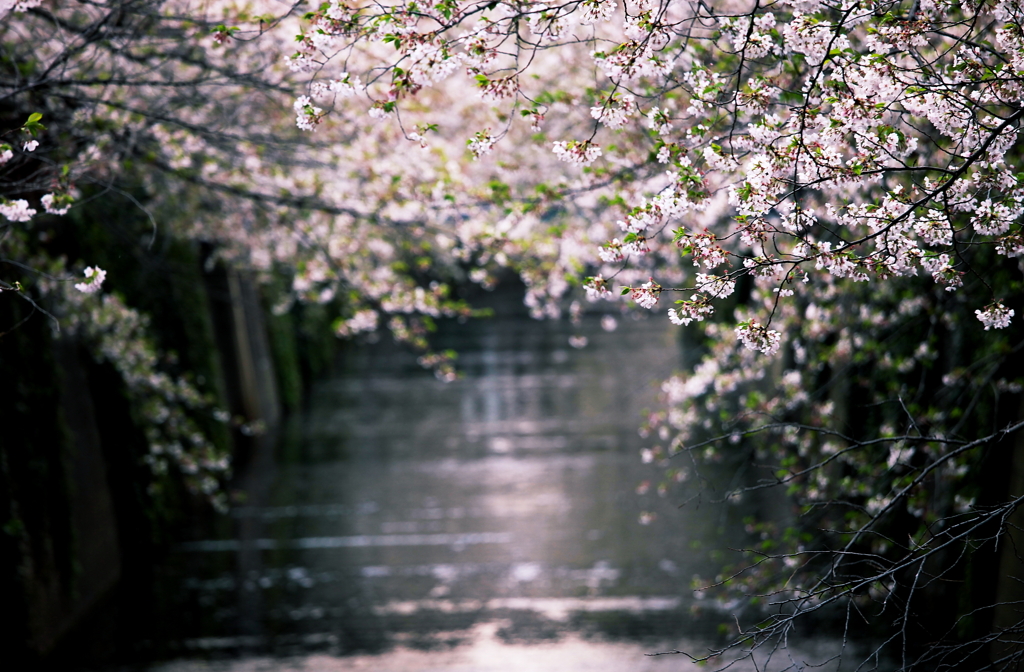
153 297 833 671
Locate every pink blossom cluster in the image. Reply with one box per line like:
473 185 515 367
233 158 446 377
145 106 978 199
0 198 35 222
668 296 714 326
736 321 782 356
74 266 106 294
976 303 1014 331
551 140 602 166
630 279 660 309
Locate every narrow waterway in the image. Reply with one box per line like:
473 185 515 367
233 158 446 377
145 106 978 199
150 295 850 672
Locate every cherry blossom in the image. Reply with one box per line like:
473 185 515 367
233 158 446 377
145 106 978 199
976 303 1014 331
73 266 106 293
0 198 35 222
735 321 782 356
551 140 602 166
630 278 661 309
41 193 72 216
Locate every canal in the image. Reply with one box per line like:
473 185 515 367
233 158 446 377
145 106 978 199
146 292 847 671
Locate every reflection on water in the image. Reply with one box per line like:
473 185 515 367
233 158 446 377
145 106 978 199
153 298 847 671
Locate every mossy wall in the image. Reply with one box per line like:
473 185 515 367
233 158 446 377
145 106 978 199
0 190 337 666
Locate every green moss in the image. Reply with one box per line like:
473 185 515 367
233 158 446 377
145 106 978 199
295 301 337 385
265 304 303 413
